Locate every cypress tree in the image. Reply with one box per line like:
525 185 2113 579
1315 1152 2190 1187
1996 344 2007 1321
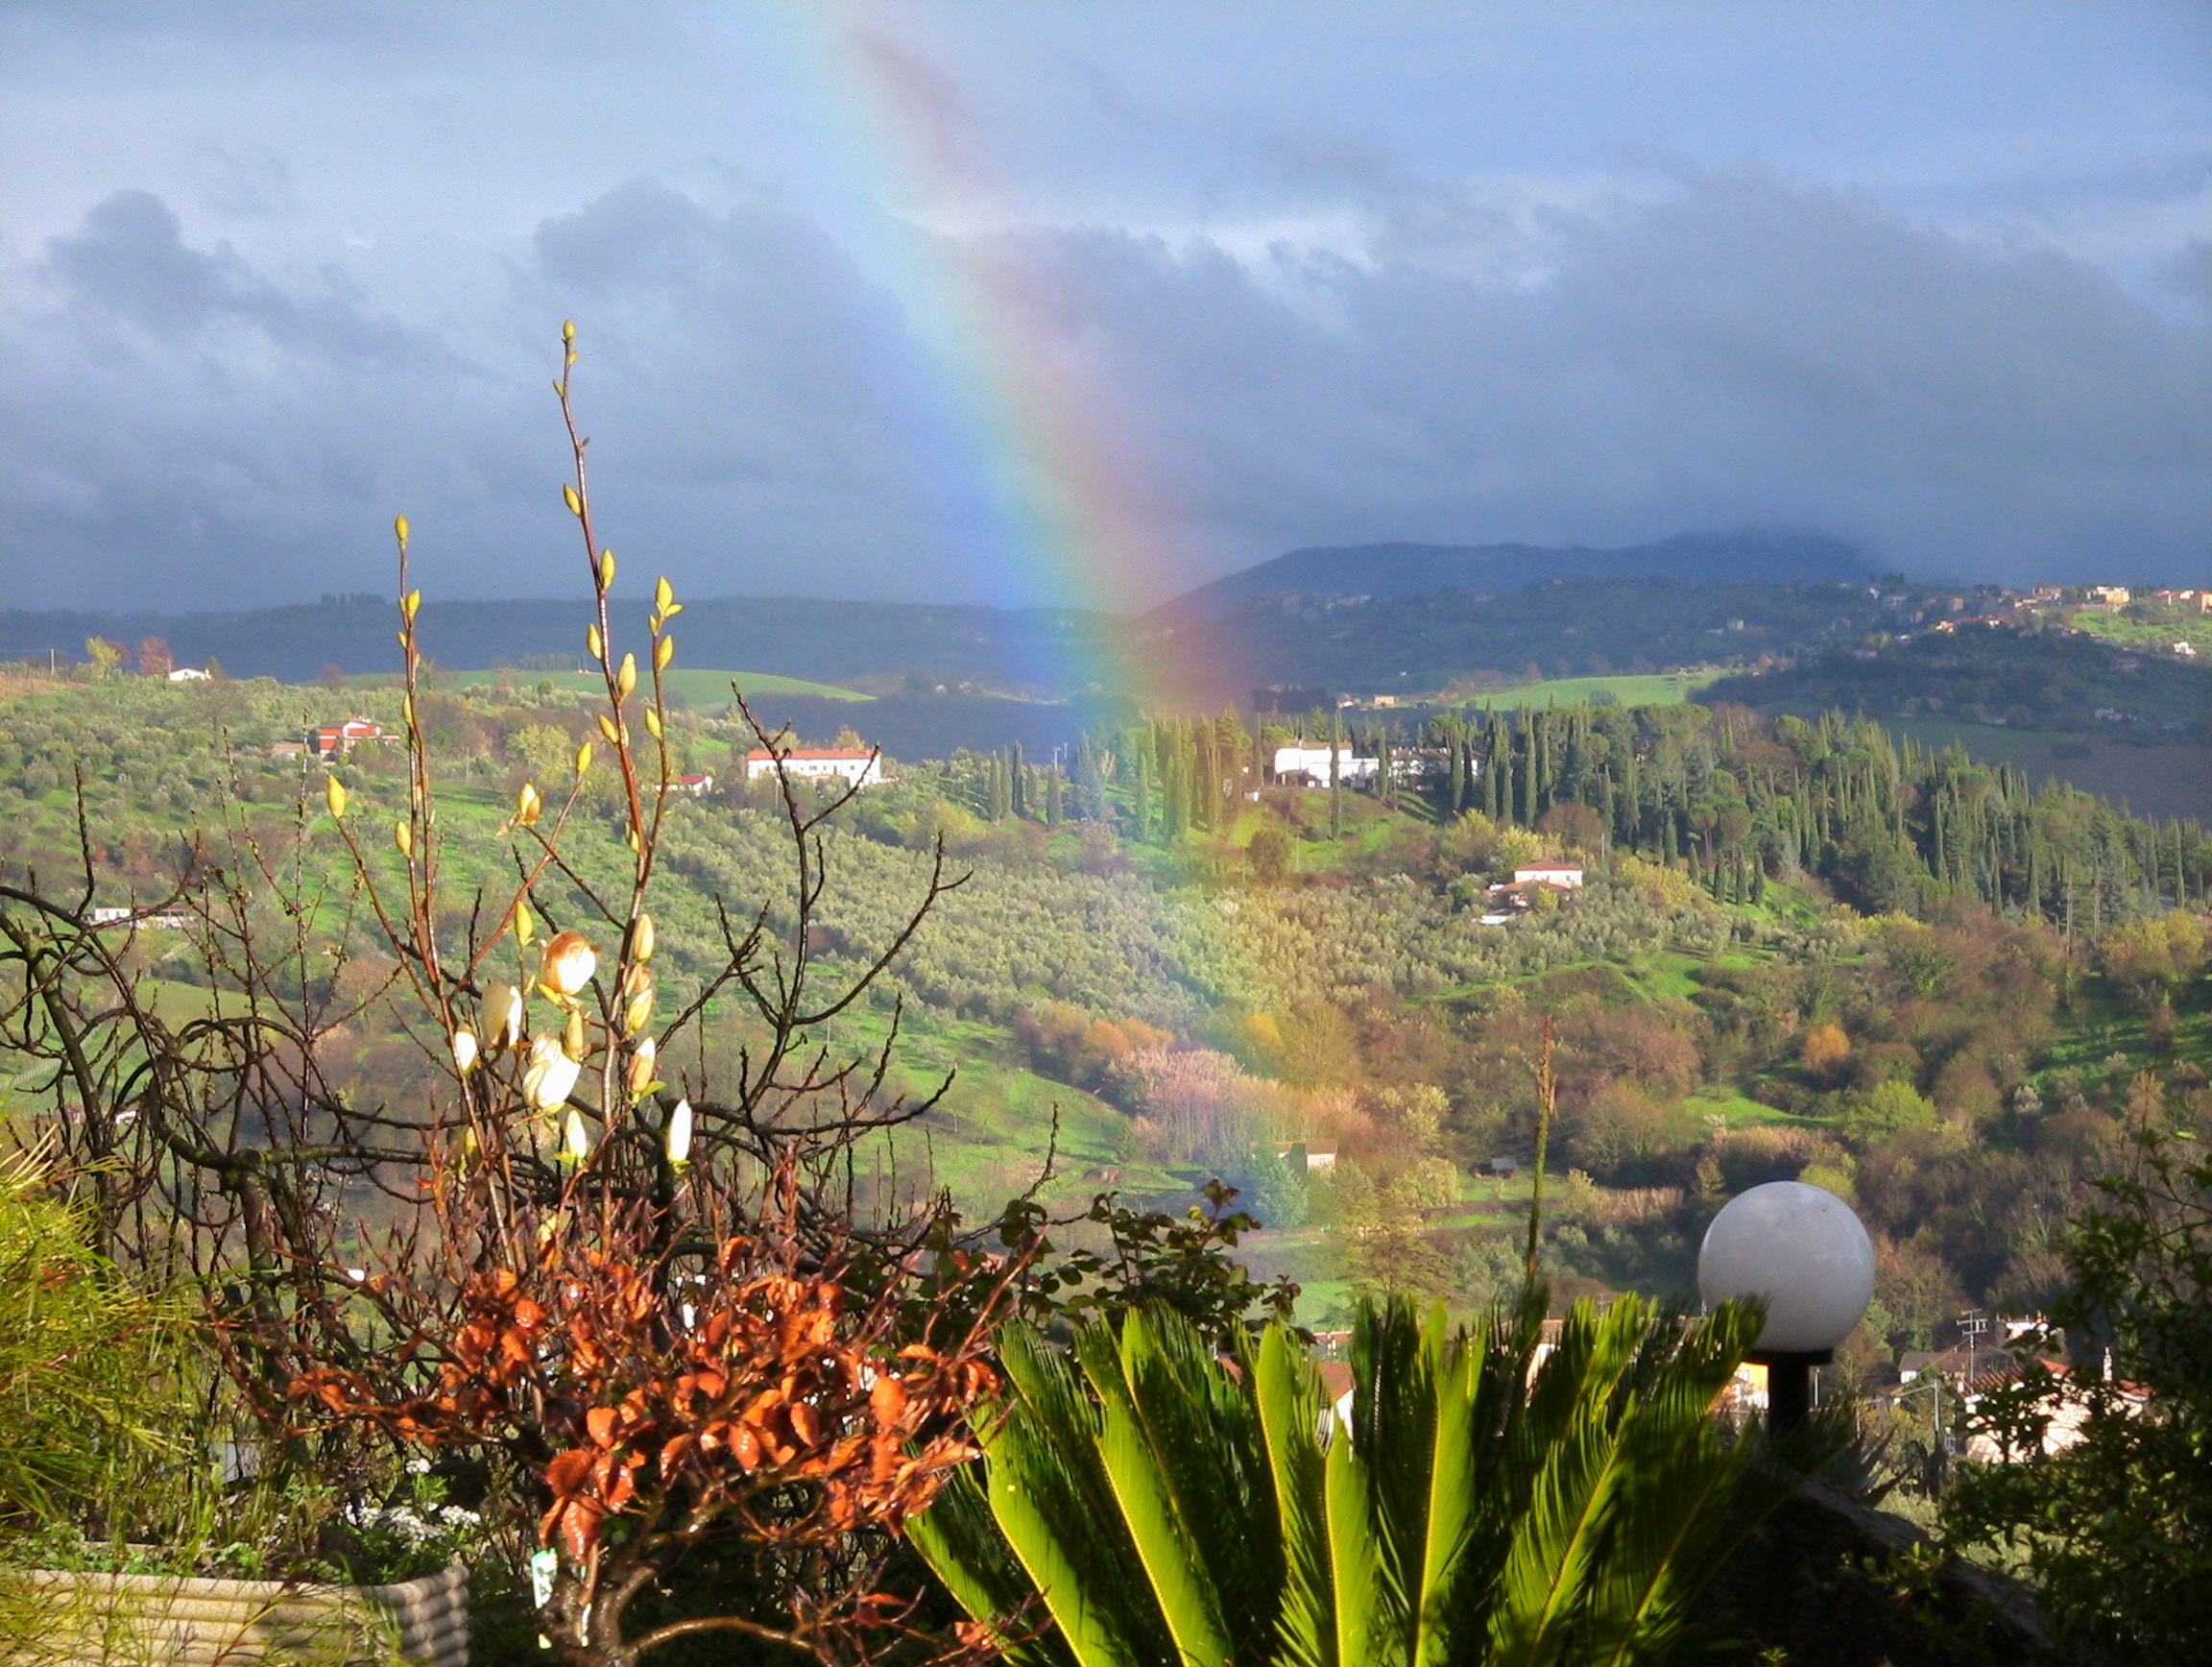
1329 713 1344 841
1076 735 1107 821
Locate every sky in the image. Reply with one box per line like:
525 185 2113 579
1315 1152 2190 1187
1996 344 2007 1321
2 0 2208 614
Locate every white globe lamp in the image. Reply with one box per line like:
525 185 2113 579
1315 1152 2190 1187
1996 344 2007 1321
1698 1180 1875 1426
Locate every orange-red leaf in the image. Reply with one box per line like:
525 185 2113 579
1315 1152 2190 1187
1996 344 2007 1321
545 1449 595 1496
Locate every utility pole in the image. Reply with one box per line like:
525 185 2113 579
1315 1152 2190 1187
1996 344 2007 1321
1958 1308 1989 1388
1523 1015 1554 1288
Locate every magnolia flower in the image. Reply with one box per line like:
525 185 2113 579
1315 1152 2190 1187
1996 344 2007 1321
665 1098 693 1167
448 1026 479 1075
620 963 656 1036
626 1036 658 1098
523 1033 581 1111
480 982 524 1051
627 912 656 963
538 930 598 999
560 1108 590 1164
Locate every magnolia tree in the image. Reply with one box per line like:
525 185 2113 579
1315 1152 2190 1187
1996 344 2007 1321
272 326 1029 1666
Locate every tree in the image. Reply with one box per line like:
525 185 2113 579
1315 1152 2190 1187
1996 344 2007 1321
1798 1022 1851 1085
82 638 123 681
1248 822 1294 884
1535 799 1605 856
1943 1106 2212 1655
0 1148 199 1545
913 1293 1812 1666
134 637 173 679
276 331 1011 1666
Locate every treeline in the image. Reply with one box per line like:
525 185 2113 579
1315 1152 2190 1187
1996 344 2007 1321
950 701 2210 933
1455 701 2209 928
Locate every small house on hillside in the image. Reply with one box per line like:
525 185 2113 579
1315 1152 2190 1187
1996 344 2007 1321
89 906 190 930
309 719 389 758
743 747 882 788
1486 867 1583 916
1512 864 1584 888
673 773 716 795
166 666 212 682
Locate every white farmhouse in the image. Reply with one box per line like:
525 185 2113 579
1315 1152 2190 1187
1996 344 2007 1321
743 747 883 788
1271 745 1379 785
1513 865 1585 888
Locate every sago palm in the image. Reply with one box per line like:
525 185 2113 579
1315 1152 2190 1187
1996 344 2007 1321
910 1289 1804 1667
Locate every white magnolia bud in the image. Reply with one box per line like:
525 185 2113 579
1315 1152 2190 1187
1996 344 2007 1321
626 1037 657 1098
449 1027 479 1075
665 1098 693 1167
480 983 525 1051
523 1034 580 1111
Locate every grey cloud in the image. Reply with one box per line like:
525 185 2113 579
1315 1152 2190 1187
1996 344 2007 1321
2 180 990 611
44 189 425 364
986 170 2212 584
6 168 2208 618
517 179 986 587
45 191 236 335
195 144 298 219
2168 240 2212 306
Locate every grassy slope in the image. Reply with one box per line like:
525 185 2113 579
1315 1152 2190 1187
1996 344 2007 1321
2071 608 2212 659
1451 669 1726 710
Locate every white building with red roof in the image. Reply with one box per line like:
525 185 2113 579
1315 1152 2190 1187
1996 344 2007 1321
742 747 882 787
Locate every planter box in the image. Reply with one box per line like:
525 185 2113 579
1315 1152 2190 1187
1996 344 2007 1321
10 1559 468 1665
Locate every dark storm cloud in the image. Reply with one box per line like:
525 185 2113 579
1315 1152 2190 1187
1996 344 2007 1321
0 181 976 609
989 170 2212 583
2 191 519 608
3 169 2206 612
45 190 419 362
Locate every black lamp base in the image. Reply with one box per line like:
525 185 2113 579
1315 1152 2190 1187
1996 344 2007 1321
1747 1348 1833 1430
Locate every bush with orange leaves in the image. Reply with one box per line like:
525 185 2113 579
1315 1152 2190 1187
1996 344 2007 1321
295 1173 1022 1667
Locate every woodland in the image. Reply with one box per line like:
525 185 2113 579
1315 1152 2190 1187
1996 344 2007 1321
0 657 2204 1373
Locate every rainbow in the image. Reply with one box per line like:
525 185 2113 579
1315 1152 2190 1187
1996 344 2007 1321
762 1 1214 708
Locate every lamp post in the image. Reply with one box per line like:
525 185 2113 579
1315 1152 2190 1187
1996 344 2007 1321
1698 1180 1876 1430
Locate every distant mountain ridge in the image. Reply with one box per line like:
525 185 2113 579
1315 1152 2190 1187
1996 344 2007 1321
0 529 1879 699
1159 530 1878 619
0 595 1099 694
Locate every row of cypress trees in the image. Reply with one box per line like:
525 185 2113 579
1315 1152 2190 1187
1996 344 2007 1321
956 700 2208 927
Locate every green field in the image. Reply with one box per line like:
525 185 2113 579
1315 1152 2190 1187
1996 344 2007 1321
2071 608 2212 659
357 667 871 708
1450 669 1726 711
